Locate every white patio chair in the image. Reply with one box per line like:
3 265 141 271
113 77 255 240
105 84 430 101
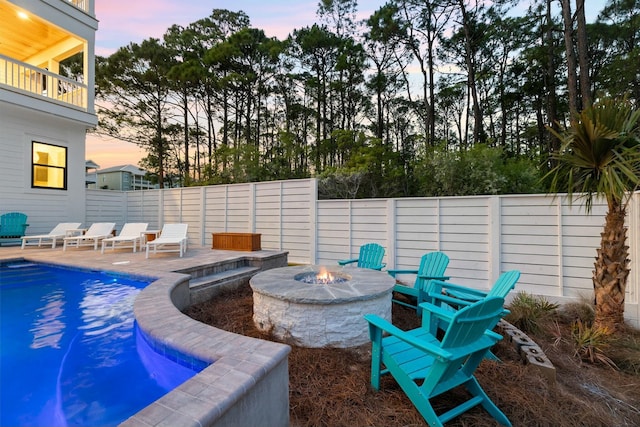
63 222 116 251
21 222 82 249
146 224 189 258
101 223 148 254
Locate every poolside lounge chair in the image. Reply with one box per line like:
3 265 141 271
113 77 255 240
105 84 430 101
388 251 450 316
338 242 386 270
0 212 29 246
101 223 148 254
21 222 82 249
63 222 116 251
365 296 512 427
146 224 188 258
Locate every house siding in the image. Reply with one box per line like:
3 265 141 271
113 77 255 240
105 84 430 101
0 103 86 235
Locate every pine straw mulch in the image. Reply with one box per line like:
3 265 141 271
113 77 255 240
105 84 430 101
184 284 640 427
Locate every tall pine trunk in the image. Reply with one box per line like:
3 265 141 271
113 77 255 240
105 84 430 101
561 0 579 117
575 0 591 107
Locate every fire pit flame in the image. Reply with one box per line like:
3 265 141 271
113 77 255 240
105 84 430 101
316 267 334 284
294 267 348 285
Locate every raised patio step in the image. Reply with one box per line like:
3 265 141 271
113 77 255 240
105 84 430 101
189 265 260 304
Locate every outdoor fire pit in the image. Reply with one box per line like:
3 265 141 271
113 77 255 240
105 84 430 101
250 265 395 348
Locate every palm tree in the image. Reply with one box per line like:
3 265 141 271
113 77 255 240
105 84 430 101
547 98 640 334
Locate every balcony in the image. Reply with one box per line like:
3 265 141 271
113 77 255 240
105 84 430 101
0 54 87 110
65 0 90 14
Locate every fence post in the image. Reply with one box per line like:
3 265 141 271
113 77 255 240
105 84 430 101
489 196 501 282
249 183 256 233
387 198 396 269
310 178 318 264
200 186 206 246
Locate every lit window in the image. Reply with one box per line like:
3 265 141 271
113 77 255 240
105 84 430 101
32 142 67 190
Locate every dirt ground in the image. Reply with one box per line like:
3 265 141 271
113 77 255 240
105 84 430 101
185 284 640 427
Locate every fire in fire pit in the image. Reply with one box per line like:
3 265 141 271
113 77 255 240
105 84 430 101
295 267 348 285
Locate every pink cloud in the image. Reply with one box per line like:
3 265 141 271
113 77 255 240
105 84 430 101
94 1 385 56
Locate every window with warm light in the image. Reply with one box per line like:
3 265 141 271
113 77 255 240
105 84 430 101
32 142 67 190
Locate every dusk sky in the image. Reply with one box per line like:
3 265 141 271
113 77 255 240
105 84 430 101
88 0 386 168
87 0 608 169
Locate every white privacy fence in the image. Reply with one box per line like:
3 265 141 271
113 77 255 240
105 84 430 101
87 180 639 327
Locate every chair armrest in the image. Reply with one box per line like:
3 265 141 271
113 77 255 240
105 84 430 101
485 330 503 341
418 274 450 281
426 292 475 308
364 314 453 360
338 258 358 266
441 283 489 301
372 263 386 271
386 269 419 278
419 301 456 319
393 283 418 297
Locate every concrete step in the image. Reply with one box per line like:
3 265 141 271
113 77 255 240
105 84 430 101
189 265 260 304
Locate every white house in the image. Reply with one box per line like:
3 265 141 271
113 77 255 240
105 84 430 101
0 0 98 235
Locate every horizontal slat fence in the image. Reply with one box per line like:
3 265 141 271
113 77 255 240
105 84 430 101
87 181 639 327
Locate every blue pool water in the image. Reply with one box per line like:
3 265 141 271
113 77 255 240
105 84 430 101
0 261 205 427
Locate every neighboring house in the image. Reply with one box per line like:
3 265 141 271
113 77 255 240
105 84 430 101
89 164 157 191
0 0 98 235
85 159 99 187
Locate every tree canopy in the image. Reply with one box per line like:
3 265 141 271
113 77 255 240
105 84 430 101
94 0 639 195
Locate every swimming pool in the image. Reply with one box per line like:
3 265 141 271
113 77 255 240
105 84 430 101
0 261 206 427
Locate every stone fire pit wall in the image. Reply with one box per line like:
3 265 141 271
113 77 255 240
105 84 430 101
250 265 395 348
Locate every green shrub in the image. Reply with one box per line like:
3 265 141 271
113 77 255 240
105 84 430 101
505 292 559 334
571 320 617 369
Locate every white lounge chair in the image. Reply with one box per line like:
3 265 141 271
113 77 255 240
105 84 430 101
63 222 116 251
21 222 82 249
101 223 148 254
146 224 188 258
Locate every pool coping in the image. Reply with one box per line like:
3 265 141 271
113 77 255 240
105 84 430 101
0 247 292 427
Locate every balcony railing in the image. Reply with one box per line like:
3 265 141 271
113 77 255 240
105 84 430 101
0 54 87 110
65 0 89 13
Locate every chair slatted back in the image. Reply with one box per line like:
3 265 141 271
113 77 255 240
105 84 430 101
423 296 505 393
487 270 520 298
118 223 148 237
415 251 449 289
85 223 116 237
357 243 385 269
160 223 188 239
0 212 28 237
48 223 82 236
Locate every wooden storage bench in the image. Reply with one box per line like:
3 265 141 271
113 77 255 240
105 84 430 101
212 232 261 251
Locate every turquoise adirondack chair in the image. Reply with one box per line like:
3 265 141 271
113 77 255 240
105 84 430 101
427 270 521 307
422 270 520 361
423 270 520 329
388 251 450 316
0 212 29 246
338 243 386 270
365 296 512 427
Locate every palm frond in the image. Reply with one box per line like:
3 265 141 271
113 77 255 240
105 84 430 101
545 97 640 212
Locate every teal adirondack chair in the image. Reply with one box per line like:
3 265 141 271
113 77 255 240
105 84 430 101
365 296 512 427
427 270 521 307
388 251 450 316
0 212 29 246
423 270 520 329
338 243 386 270
422 270 520 361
